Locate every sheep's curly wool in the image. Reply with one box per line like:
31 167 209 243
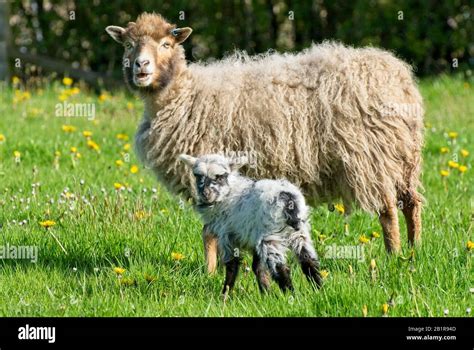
136 41 423 213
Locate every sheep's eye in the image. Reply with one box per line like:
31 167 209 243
125 42 133 50
215 174 228 182
162 42 171 49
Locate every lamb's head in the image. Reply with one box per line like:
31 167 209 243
179 154 248 207
106 12 192 93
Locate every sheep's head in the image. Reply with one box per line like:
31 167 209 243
106 12 192 93
179 154 248 207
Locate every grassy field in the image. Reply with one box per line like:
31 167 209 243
0 75 472 317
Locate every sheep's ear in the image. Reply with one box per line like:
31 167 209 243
229 156 248 172
106 26 126 44
170 27 193 44
178 154 197 168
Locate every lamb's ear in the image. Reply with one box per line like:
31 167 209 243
229 156 248 172
178 154 197 168
106 26 126 44
170 27 193 44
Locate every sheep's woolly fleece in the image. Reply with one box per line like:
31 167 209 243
136 40 424 213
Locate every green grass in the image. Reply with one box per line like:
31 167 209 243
0 75 472 317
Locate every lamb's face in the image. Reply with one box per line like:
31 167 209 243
105 13 192 92
192 160 231 206
179 154 248 207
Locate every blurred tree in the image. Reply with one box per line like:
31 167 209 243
7 0 474 85
0 0 10 81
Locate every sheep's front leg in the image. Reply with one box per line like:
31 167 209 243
202 224 218 274
252 252 271 293
222 257 240 295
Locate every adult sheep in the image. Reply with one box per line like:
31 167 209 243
105 12 424 273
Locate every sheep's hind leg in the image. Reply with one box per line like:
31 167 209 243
222 257 240 295
264 247 293 292
252 251 271 293
400 191 422 246
290 236 322 289
379 199 401 254
202 224 218 274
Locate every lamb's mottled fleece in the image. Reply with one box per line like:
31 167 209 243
106 12 424 257
180 154 322 294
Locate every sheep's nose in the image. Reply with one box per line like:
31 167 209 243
134 58 150 69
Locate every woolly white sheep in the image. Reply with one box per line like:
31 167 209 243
106 13 424 273
179 153 322 294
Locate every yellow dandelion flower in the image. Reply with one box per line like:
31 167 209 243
58 94 68 101
70 87 80 95
382 303 389 315
87 140 100 151
13 151 21 158
448 161 459 169
171 252 185 261
116 133 129 141
54 151 61 157
126 102 134 111
98 93 109 102
115 159 124 167
359 235 370 244
440 170 449 177
39 220 56 228
440 147 449 154
134 210 149 220
448 131 458 139
62 77 73 86
113 267 125 275
0 134 5 142
70 147 78 153
130 165 139 174
334 203 345 214
12 76 20 85
75 152 81 159
320 270 330 279
467 241 474 251
61 125 76 133
461 149 469 157
82 130 93 138
371 231 380 239
123 143 131 151
459 165 467 173
114 182 123 190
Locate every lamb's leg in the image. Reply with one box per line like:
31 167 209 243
289 233 322 289
271 263 293 292
262 243 293 292
400 191 422 246
252 251 271 293
379 200 401 253
202 224 218 274
222 257 240 295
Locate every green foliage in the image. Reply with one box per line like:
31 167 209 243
9 0 473 80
